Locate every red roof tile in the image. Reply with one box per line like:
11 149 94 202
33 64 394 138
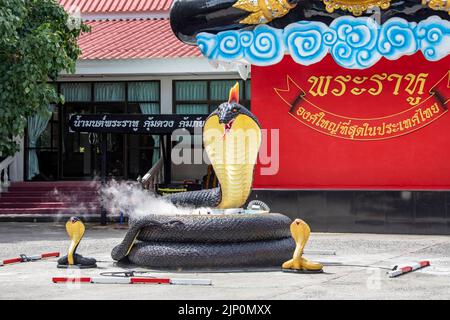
60 0 173 13
79 19 201 59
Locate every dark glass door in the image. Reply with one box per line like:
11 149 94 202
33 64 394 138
61 103 125 179
127 134 157 180
93 104 125 179
62 103 96 179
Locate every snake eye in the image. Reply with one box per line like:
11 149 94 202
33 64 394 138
70 217 79 223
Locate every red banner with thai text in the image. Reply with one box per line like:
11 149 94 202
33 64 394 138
252 53 450 189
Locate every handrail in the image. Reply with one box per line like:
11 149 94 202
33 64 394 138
138 157 164 190
0 156 14 192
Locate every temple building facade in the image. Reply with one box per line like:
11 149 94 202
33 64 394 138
1 0 449 234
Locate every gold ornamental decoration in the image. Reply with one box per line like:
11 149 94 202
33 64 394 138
233 0 297 24
422 0 450 14
322 0 391 16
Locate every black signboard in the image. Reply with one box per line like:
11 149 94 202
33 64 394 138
68 114 208 134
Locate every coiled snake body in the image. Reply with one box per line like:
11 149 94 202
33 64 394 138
112 84 294 268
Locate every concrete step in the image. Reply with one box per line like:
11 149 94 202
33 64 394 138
0 196 99 202
6 187 100 192
0 202 99 209
10 181 100 187
2 190 99 196
1 181 102 216
0 207 101 215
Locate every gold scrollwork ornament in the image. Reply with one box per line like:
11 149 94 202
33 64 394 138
322 0 391 16
233 0 297 24
422 0 450 14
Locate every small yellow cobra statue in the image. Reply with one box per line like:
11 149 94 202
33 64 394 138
57 217 97 268
282 219 323 272
66 217 85 265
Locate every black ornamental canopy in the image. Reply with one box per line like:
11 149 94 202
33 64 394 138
68 114 208 134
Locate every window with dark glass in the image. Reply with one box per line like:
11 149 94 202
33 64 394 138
126 81 161 179
26 81 161 180
26 105 59 180
174 79 251 114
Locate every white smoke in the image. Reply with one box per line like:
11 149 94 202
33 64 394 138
101 180 211 219
51 179 100 222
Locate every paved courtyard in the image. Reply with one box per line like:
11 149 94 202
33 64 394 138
0 222 449 300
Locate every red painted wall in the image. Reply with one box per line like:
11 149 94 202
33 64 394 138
252 53 450 189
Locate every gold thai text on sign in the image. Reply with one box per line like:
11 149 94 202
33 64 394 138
274 72 450 141
307 73 429 106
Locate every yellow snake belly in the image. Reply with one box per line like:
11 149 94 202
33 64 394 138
203 114 261 209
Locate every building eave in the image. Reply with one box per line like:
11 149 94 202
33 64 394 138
59 57 241 78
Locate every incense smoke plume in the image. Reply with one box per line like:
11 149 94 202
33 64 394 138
101 180 209 219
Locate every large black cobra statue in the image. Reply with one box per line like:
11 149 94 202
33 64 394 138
170 0 450 44
112 84 295 269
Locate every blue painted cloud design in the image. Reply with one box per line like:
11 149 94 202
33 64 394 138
196 15 450 69
245 25 284 65
284 21 334 65
330 16 381 68
416 16 450 61
378 18 418 60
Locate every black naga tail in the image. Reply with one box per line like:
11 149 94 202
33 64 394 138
164 187 222 208
170 0 449 45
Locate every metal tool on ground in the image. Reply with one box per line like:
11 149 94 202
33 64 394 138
388 260 430 278
52 272 212 285
304 250 336 256
0 252 59 267
57 216 97 269
282 219 324 273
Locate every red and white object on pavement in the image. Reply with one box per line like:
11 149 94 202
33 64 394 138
388 261 430 278
52 277 212 285
0 252 60 267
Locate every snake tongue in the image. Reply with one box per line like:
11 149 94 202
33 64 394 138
223 119 234 138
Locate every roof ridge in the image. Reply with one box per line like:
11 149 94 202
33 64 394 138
78 18 201 60
59 0 174 14
84 17 169 22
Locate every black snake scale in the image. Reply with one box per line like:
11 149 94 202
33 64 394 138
129 238 295 269
164 187 221 208
111 213 295 268
111 90 295 268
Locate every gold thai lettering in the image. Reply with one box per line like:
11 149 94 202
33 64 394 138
431 103 440 113
318 119 329 128
402 118 412 129
405 73 428 95
350 76 368 95
305 73 428 103
339 120 351 135
368 73 388 96
290 102 444 141
296 107 306 116
331 75 351 96
328 121 340 135
309 112 325 125
406 96 422 106
376 123 385 136
308 76 333 97
387 74 403 95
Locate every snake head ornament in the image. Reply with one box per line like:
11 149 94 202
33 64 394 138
57 216 97 269
282 219 324 273
203 82 262 209
209 82 261 137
